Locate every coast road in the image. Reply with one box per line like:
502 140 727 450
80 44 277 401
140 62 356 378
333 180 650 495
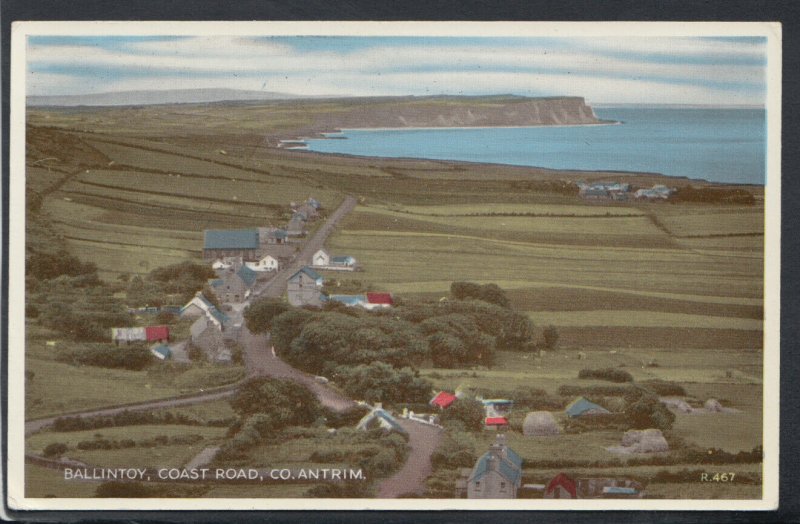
377 418 443 498
253 194 358 299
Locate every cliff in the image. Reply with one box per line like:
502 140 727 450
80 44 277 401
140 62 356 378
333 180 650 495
306 95 605 131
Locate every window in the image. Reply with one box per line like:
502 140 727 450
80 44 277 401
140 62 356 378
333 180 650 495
474 481 481 491
500 482 506 492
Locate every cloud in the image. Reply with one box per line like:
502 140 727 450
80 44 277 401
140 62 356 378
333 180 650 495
25 35 767 105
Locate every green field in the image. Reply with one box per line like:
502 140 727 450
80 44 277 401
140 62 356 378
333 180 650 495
24 101 765 500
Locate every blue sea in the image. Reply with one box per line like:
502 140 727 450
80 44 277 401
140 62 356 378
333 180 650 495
303 107 766 185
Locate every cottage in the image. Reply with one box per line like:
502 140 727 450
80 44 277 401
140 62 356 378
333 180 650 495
565 397 611 418
245 254 280 272
430 391 458 410
466 435 522 499
356 407 407 434
211 265 259 303
180 292 228 329
189 317 226 361
312 249 330 267
203 229 260 261
287 267 324 307
544 473 577 499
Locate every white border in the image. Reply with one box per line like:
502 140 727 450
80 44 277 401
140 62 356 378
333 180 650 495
7 21 782 512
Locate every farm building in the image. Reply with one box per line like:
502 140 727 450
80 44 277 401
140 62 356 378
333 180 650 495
575 477 643 498
544 473 577 499
484 417 509 431
522 411 561 436
430 391 457 410
312 249 330 267
112 325 169 344
326 294 367 307
150 344 172 360
330 255 357 268
466 435 522 499
287 267 324 307
356 407 407 434
364 292 394 309
261 227 288 245
245 254 280 272
203 229 260 261
565 397 611 418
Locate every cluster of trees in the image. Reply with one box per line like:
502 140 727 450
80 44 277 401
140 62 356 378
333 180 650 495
27 250 98 281
450 281 511 308
125 262 217 308
331 362 432 404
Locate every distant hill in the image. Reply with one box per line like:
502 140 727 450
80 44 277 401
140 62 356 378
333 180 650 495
27 88 302 107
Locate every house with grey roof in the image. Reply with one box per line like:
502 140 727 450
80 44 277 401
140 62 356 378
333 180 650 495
287 267 324 307
211 265 260 304
466 435 523 499
203 229 260 261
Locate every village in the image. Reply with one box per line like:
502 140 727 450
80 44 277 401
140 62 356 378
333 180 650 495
85 190 746 501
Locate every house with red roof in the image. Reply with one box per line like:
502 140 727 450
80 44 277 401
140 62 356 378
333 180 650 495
545 473 578 499
430 391 457 410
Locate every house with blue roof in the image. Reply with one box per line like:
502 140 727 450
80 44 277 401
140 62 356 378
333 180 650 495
330 255 358 268
467 435 523 499
203 229 260 261
356 407 407 435
210 264 261 304
287 267 324 307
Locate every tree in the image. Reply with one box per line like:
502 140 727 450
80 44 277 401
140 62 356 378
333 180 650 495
230 377 321 426
270 309 315 353
624 389 675 431
440 398 485 432
332 362 432 404
244 298 290 333
450 281 510 308
542 325 559 350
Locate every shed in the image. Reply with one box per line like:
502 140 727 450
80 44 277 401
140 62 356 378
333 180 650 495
145 325 170 342
365 292 394 307
356 408 407 434
150 344 172 360
565 397 610 418
430 391 457 410
522 411 561 436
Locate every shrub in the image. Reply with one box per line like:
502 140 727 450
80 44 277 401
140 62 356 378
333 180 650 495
450 281 511 308
578 367 634 383
542 325 559 350
230 377 321 426
440 398 485 432
640 380 687 396
42 442 68 457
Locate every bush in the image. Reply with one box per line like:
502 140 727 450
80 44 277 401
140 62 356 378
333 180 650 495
640 380 687 396
578 367 634 383
42 442 69 457
542 325 559 350
230 377 321 426
52 409 207 432
450 281 511 308
55 344 153 370
626 392 676 431
440 398 485 432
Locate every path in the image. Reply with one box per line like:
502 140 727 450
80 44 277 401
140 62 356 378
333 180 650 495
240 326 355 413
376 418 444 498
253 194 358 299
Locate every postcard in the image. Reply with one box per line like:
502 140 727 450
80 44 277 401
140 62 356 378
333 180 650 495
6 21 781 512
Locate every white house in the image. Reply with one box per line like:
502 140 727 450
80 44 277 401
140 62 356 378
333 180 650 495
312 249 330 267
245 254 280 272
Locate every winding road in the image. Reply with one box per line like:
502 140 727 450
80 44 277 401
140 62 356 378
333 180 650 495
24 193 442 497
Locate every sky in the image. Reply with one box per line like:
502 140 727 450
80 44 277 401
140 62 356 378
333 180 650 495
26 35 767 105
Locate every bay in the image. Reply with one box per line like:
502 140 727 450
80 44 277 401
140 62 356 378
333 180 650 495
303 107 766 185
